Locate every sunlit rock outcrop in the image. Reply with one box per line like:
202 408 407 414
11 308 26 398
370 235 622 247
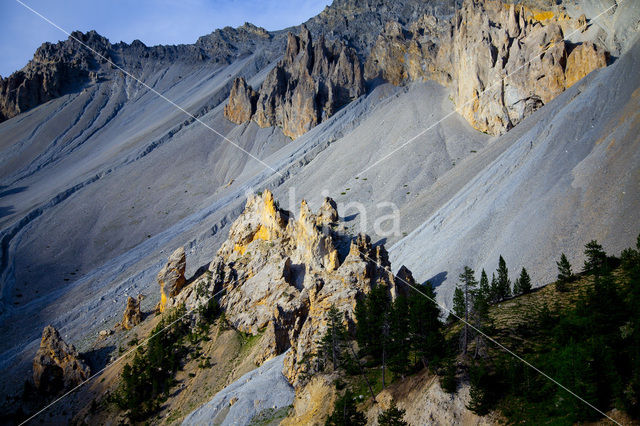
225 26 365 139
32 326 90 394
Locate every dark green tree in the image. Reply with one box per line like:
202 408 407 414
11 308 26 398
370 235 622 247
472 272 491 358
408 283 444 369
513 267 531 295
452 287 465 320
388 295 410 376
495 256 511 300
583 240 607 273
378 403 408 426
318 305 350 372
478 270 491 302
355 285 389 361
556 253 573 292
458 266 478 354
489 272 499 303
439 357 457 394
467 362 494 415
325 389 366 426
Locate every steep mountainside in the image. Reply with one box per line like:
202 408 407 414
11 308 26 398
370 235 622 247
0 0 638 420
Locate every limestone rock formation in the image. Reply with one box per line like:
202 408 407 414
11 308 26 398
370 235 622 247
223 77 257 124
0 31 110 123
565 41 607 88
156 246 186 313
364 0 611 135
32 325 91 394
119 295 143 330
173 190 417 388
225 26 365 139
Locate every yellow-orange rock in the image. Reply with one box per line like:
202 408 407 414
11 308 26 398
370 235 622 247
33 325 91 394
157 246 186 313
120 295 142 330
565 42 607 88
224 77 257 124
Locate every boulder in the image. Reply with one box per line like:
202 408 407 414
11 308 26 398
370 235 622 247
33 326 91 394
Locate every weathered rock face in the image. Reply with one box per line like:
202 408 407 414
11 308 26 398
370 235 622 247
156 246 186 313
1 24 272 124
120 295 143 330
0 31 109 122
223 77 258 124
565 41 607 88
32 326 91 395
364 0 610 135
171 190 413 388
225 26 365 139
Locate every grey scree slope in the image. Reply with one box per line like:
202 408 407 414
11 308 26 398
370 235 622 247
182 352 294 426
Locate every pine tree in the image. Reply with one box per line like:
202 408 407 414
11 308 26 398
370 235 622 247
378 403 408 426
452 286 465 320
388 295 410 376
478 270 491 302
355 285 389 361
556 253 573 291
583 240 607 273
408 283 444 369
513 277 522 296
459 266 478 354
496 256 511 300
518 267 532 294
467 362 493 415
489 272 499 303
470 270 492 358
318 305 349 372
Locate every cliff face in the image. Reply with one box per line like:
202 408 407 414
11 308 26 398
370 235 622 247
167 190 411 388
224 0 612 138
225 26 365 139
365 0 609 135
0 31 109 122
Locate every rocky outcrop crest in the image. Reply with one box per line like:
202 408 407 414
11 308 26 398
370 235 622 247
364 0 610 135
156 247 186 313
169 190 417 388
0 24 271 123
119 295 143 330
225 26 365 139
32 325 90 394
224 77 258 124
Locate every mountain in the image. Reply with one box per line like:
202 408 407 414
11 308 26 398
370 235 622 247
0 0 639 423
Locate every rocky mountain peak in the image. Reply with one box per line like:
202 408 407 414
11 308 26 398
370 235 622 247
32 325 90 395
224 26 364 139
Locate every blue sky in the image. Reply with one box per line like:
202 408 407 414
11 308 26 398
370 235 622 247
0 0 332 77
